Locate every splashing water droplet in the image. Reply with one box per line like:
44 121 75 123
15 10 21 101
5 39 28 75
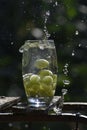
39 44 44 50
63 63 69 76
72 50 75 56
31 28 43 38
78 44 81 47
55 1 58 6
63 80 70 85
64 63 69 68
22 1 25 4
11 42 14 45
24 11 26 13
75 30 79 35
43 10 51 39
8 123 13 127
25 124 29 128
46 10 50 16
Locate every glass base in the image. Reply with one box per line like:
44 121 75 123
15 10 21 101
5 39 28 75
27 97 52 110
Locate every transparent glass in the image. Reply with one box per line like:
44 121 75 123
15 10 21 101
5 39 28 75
19 40 58 109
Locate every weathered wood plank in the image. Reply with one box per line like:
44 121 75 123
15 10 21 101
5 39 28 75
0 112 87 124
0 96 87 124
0 97 21 111
63 102 87 111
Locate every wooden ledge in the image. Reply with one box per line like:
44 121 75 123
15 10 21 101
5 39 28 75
0 112 87 124
0 97 87 123
63 102 87 111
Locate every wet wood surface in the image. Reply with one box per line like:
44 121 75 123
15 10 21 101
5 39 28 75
0 96 87 124
0 112 87 124
0 97 21 111
63 102 87 111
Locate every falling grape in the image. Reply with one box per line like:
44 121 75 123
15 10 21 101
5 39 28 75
35 59 49 69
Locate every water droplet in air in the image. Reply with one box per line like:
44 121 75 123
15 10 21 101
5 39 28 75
24 11 26 13
72 50 75 56
11 42 14 45
8 123 13 127
55 1 58 6
64 63 69 68
31 28 43 38
78 44 81 47
46 10 50 16
63 63 69 76
63 80 70 85
25 124 29 128
39 44 44 50
75 30 79 35
22 1 25 4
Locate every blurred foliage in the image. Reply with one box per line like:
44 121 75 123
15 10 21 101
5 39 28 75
0 0 87 129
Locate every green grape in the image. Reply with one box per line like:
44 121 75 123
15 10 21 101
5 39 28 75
25 82 41 97
42 76 53 85
25 88 37 97
23 74 41 97
25 87 31 96
30 74 40 83
35 59 49 69
29 75 40 96
53 74 57 83
23 73 32 89
52 74 57 89
39 69 53 79
39 83 54 97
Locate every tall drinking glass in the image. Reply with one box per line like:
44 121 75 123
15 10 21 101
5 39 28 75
19 40 58 109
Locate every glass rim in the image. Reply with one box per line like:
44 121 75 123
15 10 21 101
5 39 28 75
19 39 55 53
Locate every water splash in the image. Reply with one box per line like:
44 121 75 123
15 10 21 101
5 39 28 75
72 50 75 56
63 63 69 76
63 80 70 85
8 123 13 127
63 63 70 87
43 10 51 39
55 1 58 6
78 44 81 47
31 28 43 38
11 42 14 45
53 1 58 7
25 124 29 128
75 30 79 35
